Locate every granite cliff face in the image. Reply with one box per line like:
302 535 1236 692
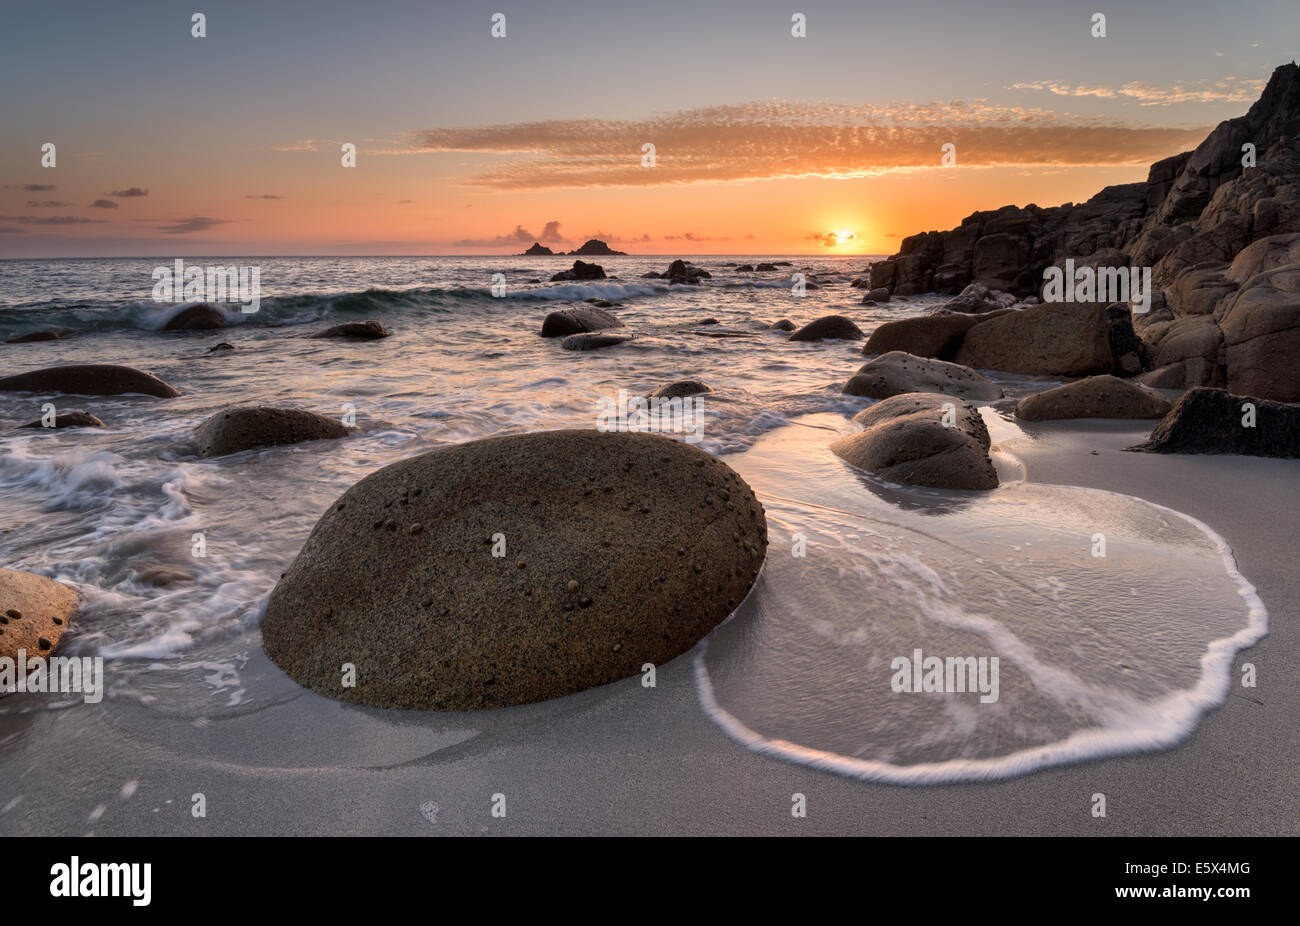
869 63 1300 400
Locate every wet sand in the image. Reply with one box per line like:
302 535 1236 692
1 414 1296 835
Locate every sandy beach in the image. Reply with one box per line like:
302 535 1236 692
2 408 1294 837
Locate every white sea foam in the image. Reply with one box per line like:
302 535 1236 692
694 437 1269 784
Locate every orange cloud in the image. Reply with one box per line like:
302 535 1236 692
406 100 1208 190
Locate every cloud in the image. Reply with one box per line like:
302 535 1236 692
454 220 569 247
1009 76 1266 106
158 216 230 234
405 99 1208 190
89 199 119 209
25 200 69 207
663 232 730 242
108 187 149 198
0 215 106 225
245 194 284 199
273 140 319 152
806 230 856 247
22 184 56 192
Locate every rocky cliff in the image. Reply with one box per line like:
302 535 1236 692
870 62 1300 400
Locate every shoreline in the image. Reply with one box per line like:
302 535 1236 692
2 413 1294 836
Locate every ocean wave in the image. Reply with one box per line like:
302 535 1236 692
0 281 689 338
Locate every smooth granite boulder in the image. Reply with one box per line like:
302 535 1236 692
844 351 1002 401
194 406 351 458
0 364 180 398
262 429 768 709
1015 375 1172 420
788 315 865 342
831 392 998 490
540 306 623 338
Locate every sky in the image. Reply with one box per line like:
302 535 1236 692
0 0 1296 257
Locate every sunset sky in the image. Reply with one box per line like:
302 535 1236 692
0 0 1294 257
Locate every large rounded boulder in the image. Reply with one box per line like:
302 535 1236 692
0 364 180 397
0 569 79 663
194 406 351 458
831 393 998 490
262 430 768 710
843 351 1002 401
1015 374 1172 420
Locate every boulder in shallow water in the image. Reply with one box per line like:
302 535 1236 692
18 411 104 430
5 330 60 344
831 392 998 490
1127 387 1300 457
1016 375 1172 421
647 380 710 399
861 287 891 303
164 303 226 331
261 429 768 709
194 406 351 458
0 568 78 663
540 305 623 337
0 364 180 398
313 320 391 339
788 315 865 342
550 260 606 282
769 319 796 331
843 351 1002 401
561 332 633 351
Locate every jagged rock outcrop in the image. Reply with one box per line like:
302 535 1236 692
567 239 627 256
870 63 1300 399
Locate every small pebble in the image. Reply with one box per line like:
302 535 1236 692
567 580 580 592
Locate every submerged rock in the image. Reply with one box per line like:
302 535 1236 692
540 306 623 337
0 568 79 663
194 406 351 458
1015 375 1172 420
5 330 61 344
788 315 865 342
844 351 1002 401
769 319 796 331
831 392 998 490
560 332 633 350
0 364 180 398
647 380 710 399
18 411 104 429
164 304 226 331
261 429 768 710
313 320 391 339
1127 387 1300 457
206 341 236 354
665 259 711 284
